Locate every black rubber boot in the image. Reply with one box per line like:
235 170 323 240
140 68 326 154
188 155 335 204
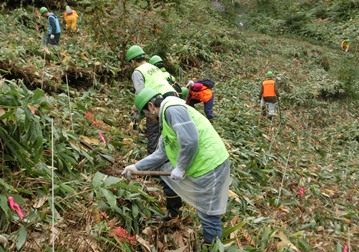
163 196 182 222
261 108 267 116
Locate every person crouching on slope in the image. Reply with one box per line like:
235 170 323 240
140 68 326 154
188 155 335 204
64 6 79 32
122 87 231 245
186 80 215 121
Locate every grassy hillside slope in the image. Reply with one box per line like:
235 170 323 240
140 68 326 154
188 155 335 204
0 0 358 251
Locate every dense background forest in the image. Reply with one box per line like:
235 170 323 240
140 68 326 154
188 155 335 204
0 0 358 251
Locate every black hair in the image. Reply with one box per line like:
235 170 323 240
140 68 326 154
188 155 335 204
134 55 146 63
145 94 164 110
155 62 165 68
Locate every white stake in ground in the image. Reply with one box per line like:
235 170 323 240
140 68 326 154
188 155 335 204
51 118 55 251
276 149 291 205
65 74 74 131
263 119 282 168
41 50 46 90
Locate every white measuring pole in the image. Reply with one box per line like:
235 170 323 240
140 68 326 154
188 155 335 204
51 119 55 251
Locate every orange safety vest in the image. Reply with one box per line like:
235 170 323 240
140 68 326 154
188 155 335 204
262 79 276 97
341 41 349 50
189 87 213 103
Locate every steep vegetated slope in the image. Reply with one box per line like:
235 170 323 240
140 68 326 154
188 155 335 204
0 0 358 251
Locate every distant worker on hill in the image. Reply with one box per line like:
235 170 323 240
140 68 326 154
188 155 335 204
186 79 215 121
39 7 61 46
149 55 183 98
341 38 350 52
63 6 79 32
259 71 280 120
122 87 231 245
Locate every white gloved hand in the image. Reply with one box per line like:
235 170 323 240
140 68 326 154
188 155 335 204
121 164 138 178
50 34 55 39
171 167 185 180
186 80 194 88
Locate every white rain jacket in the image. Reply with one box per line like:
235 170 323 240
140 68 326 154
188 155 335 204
136 97 230 215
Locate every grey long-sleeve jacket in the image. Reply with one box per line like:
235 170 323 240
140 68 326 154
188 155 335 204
136 103 198 171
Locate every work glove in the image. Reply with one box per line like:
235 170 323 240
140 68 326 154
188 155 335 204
121 164 138 178
171 167 185 180
50 34 54 39
186 80 194 88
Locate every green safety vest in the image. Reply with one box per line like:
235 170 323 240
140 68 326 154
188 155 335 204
161 98 229 177
136 63 175 95
160 67 176 84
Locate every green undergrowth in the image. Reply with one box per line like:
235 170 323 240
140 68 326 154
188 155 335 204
0 0 358 251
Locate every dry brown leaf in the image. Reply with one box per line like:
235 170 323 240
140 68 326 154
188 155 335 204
79 135 100 145
0 234 8 245
277 231 300 252
33 195 49 209
39 47 51 54
228 190 241 202
278 205 290 213
62 55 71 64
122 138 133 145
27 105 39 114
321 192 330 198
142 227 153 238
78 158 88 168
262 133 271 141
81 52 89 61
322 188 335 195
164 247 187 252
242 230 255 246
137 235 152 252
227 216 243 248
172 231 186 248
123 150 133 159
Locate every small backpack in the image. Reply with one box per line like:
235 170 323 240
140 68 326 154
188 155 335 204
197 79 215 89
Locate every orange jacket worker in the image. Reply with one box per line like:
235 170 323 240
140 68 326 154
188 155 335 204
259 71 280 120
64 6 79 31
341 39 350 52
186 80 215 121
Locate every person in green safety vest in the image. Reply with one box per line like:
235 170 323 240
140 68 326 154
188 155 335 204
126 45 181 221
149 55 183 98
122 87 231 246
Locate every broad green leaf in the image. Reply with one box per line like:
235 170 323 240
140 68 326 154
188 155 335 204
59 183 75 195
0 178 14 191
0 194 10 213
100 188 117 209
222 221 246 237
132 204 139 218
92 172 105 188
16 226 27 250
31 88 45 103
104 176 121 187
